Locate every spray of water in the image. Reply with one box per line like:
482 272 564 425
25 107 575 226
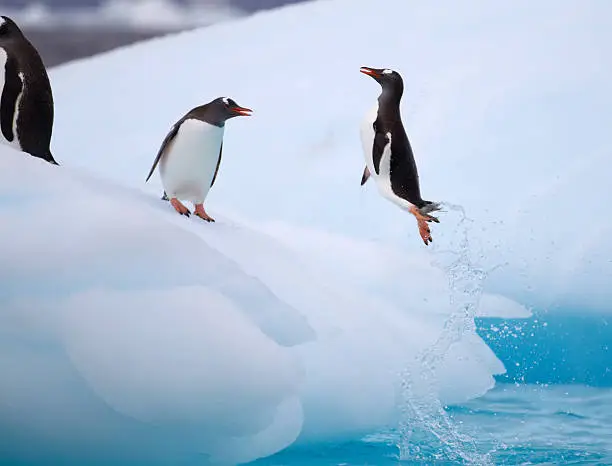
396 201 493 465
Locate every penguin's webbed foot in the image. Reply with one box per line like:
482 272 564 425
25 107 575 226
422 212 440 224
417 219 433 245
409 206 435 245
194 204 215 223
170 198 191 217
418 202 441 224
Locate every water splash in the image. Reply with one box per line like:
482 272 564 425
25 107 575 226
396 201 492 465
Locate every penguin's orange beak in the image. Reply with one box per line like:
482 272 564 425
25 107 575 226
232 106 253 116
360 67 380 78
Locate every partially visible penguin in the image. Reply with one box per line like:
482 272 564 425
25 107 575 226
145 97 253 222
0 16 57 165
359 66 441 245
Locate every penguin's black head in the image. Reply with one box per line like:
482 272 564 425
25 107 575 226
0 16 23 38
197 97 253 126
214 97 253 120
360 66 404 96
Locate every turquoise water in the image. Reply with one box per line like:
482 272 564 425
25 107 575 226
249 310 612 466
251 383 612 465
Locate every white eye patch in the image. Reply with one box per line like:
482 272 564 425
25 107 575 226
222 97 229 105
382 69 393 75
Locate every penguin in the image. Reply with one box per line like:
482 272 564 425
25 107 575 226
0 16 57 165
145 97 252 222
359 66 441 245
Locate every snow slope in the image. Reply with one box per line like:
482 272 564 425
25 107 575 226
51 0 612 315
0 0 609 463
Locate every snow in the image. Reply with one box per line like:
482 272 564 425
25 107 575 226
0 0 610 463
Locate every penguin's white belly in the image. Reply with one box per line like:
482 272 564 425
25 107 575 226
360 105 413 209
160 119 224 204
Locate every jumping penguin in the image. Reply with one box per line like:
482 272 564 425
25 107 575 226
0 16 57 165
359 66 441 245
145 97 252 222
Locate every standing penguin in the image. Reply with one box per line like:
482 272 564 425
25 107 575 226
0 16 57 165
359 66 441 245
145 97 252 222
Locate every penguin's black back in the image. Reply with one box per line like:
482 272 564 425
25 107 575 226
0 16 56 165
373 92 429 209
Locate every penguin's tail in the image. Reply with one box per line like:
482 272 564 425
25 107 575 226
418 200 442 221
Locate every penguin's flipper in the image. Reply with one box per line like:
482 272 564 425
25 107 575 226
371 129 389 175
145 121 181 182
210 142 223 188
0 56 22 143
360 166 371 185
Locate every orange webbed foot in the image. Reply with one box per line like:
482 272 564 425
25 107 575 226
410 206 436 245
194 204 215 222
170 198 191 217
